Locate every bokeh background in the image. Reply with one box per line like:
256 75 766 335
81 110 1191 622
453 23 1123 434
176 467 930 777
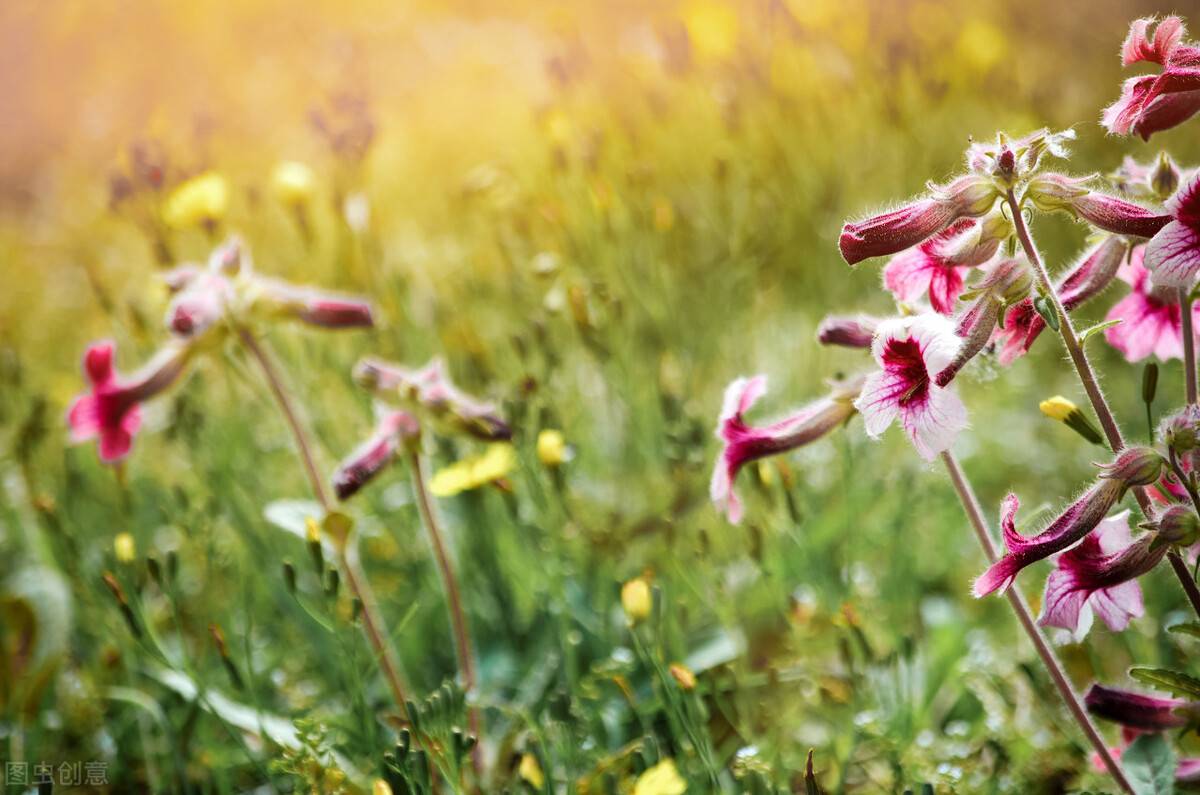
5 0 1200 791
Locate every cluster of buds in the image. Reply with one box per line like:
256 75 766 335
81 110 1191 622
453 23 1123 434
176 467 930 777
331 358 512 500
67 237 374 463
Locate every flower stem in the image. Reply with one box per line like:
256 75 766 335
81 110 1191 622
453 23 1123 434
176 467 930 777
940 451 1133 795
1181 288 1197 405
407 450 483 776
237 327 412 712
1004 192 1200 619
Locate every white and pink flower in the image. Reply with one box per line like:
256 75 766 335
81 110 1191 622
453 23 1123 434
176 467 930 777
854 314 967 461
1105 246 1200 361
1145 171 1200 289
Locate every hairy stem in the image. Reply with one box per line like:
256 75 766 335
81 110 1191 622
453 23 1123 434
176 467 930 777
408 450 483 775
1004 193 1200 620
1182 288 1197 405
238 328 412 712
940 452 1133 795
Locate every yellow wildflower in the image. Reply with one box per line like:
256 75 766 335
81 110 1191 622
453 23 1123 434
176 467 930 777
634 759 687 795
518 753 545 789
114 532 136 563
305 516 322 545
429 443 516 497
272 160 317 206
162 171 228 229
668 663 696 691
1039 395 1076 422
621 577 652 623
537 429 568 467
684 1 738 61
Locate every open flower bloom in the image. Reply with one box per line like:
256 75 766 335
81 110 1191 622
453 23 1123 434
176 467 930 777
331 410 419 500
1104 16 1200 139
816 314 880 349
1145 171 1200 289
839 175 999 265
1039 511 1163 639
855 314 967 461
934 258 1030 386
67 340 191 462
711 373 863 524
1105 246 1199 361
1025 173 1171 238
882 214 1009 314
354 357 511 442
996 237 1128 364
973 448 1165 597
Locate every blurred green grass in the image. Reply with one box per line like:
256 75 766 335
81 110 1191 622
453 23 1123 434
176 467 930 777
5 0 1200 791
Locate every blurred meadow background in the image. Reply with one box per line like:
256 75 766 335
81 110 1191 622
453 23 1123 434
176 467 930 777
5 0 1200 792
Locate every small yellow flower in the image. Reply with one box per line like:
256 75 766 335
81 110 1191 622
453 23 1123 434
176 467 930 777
114 532 136 563
537 429 568 467
272 160 317 206
621 577 652 623
518 753 545 789
372 780 394 795
634 758 687 795
162 171 228 229
668 663 696 691
1039 395 1076 422
305 516 322 545
429 443 516 497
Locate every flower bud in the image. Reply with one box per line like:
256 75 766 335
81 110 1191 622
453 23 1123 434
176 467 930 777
621 577 652 623
1099 445 1164 489
1157 505 1200 547
1038 395 1104 446
1026 173 1170 238
668 663 697 690
935 259 1030 386
1159 405 1200 452
1086 684 1192 732
537 429 570 467
816 315 879 348
1152 152 1181 200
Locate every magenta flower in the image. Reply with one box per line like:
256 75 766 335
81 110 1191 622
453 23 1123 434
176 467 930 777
1086 684 1192 732
1039 511 1162 639
934 258 1029 386
854 314 967 461
331 410 420 500
816 315 880 349
67 340 191 463
1103 16 1200 140
1105 246 1199 361
710 374 863 524
996 237 1128 365
1025 173 1171 238
354 357 511 442
973 448 1164 597
254 277 375 329
839 176 999 265
1144 171 1200 289
882 215 1008 314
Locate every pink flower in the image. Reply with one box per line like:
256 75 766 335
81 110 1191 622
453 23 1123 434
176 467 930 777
711 374 863 524
1103 17 1200 139
854 314 967 461
165 268 234 340
1086 684 1192 732
882 216 1007 314
1025 173 1171 238
332 410 420 500
816 315 880 349
973 448 1164 597
254 277 375 329
839 176 999 265
66 340 191 463
1145 171 1200 289
1039 511 1161 639
354 357 511 442
996 237 1128 365
1105 246 1199 361
934 258 1029 386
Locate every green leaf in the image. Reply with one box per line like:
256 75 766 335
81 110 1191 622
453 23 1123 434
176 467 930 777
1122 733 1175 795
1079 318 1123 344
1168 622 1200 640
1130 667 1200 699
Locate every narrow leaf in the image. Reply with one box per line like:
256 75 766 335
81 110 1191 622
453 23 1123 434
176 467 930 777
1130 667 1200 699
